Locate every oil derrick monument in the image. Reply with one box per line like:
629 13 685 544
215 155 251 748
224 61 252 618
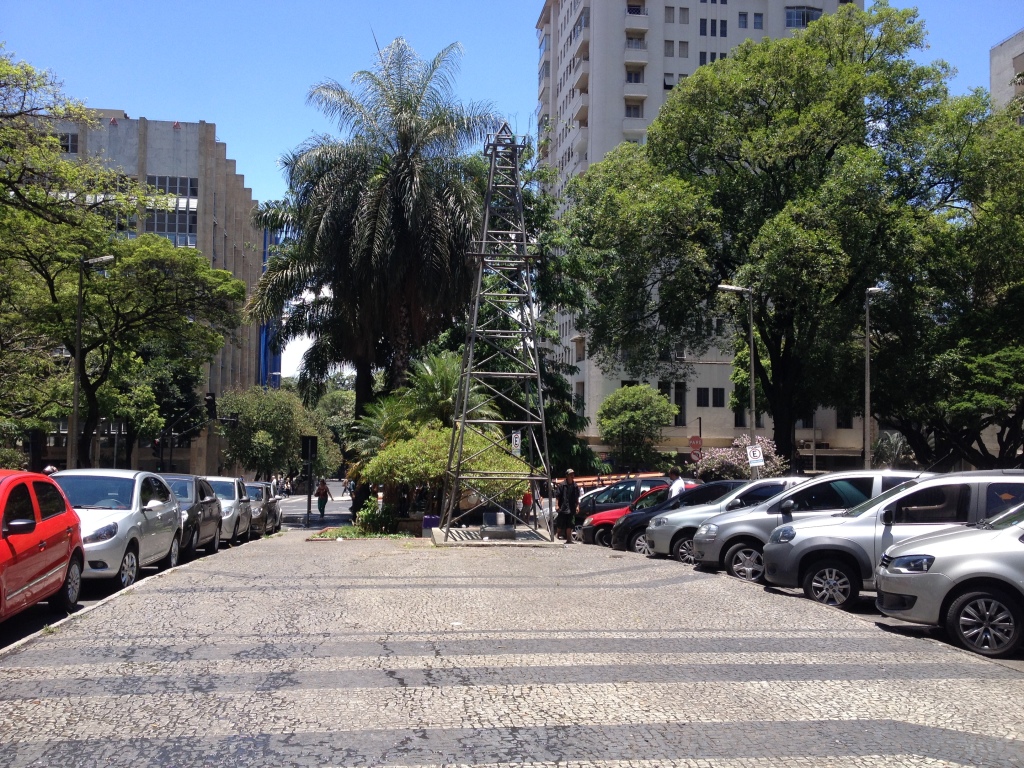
440 125 552 541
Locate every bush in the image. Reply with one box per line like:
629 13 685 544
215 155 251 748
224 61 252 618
356 499 399 535
690 434 789 480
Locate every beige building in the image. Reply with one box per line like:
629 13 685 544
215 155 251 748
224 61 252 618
54 109 265 475
537 1 867 467
991 27 1024 110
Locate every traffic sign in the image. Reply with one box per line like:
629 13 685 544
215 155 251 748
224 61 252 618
690 449 703 462
511 430 522 456
689 435 703 451
746 445 765 467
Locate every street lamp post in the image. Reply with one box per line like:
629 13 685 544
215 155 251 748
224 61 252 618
718 284 758 479
67 254 114 470
864 287 884 469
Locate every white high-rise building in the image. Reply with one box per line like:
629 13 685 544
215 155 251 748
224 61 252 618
537 0 866 467
991 27 1024 110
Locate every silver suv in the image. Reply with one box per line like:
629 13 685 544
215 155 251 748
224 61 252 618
692 470 923 582
763 471 1024 608
876 500 1024 658
647 477 807 563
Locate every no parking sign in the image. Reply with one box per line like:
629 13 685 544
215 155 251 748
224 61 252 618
746 445 765 467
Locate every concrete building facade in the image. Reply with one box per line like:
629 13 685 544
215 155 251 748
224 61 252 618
537 0 866 467
991 27 1024 110
51 109 274 475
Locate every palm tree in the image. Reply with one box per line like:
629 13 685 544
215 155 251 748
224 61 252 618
246 38 500 416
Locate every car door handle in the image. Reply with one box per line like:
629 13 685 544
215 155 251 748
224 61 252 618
66 527 74 535
38 542 47 550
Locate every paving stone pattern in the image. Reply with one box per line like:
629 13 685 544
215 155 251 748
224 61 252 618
1 534 1022 767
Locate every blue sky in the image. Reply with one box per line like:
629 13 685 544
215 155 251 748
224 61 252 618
3 1 1021 373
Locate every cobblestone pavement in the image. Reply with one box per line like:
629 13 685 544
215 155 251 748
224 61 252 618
1 533 1023 767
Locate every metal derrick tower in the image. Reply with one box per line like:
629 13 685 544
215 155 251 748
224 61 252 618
440 124 552 539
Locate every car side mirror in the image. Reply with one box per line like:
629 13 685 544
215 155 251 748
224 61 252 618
780 499 795 513
880 508 894 526
4 518 36 536
241 497 250 503
726 499 742 510
145 499 163 510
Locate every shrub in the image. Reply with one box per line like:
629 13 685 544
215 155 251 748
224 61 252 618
690 434 789 480
356 499 399 535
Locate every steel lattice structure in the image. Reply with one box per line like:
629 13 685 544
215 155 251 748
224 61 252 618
440 125 552 539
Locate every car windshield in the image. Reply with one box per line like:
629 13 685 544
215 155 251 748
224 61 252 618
245 485 264 500
838 480 917 517
987 502 1024 530
167 479 195 503
54 475 135 510
208 480 237 500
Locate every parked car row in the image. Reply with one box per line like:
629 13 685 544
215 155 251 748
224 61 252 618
580 468 1024 658
1 469 283 627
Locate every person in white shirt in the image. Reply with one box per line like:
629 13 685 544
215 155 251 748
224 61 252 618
668 466 687 498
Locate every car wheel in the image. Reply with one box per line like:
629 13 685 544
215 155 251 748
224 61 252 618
112 545 139 590
49 556 82 613
629 530 653 556
205 524 221 554
725 542 765 583
185 527 200 558
158 534 180 571
671 534 696 565
945 589 1023 658
802 559 860 609
230 519 241 547
594 527 612 548
571 524 583 543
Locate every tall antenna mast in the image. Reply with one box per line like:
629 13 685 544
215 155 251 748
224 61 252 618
440 124 553 540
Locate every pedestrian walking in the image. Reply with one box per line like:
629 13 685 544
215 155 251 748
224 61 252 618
554 469 581 544
315 478 333 519
668 466 687 498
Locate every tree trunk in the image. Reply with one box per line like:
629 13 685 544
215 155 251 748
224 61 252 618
353 358 374 419
78 387 101 468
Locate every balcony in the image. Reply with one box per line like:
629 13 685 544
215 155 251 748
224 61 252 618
570 25 591 58
568 89 589 123
623 117 647 136
624 81 648 98
624 42 649 65
625 7 650 32
571 57 590 92
572 125 588 156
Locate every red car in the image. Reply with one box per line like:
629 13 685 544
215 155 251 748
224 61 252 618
1 470 84 622
580 486 671 547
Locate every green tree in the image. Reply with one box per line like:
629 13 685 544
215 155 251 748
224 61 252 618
219 387 341 480
246 38 500 415
596 385 677 471
557 3 974 462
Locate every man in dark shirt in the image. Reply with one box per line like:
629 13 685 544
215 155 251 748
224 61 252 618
555 469 581 544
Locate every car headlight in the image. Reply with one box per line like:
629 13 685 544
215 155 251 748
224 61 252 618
84 522 118 544
252 508 262 516
582 516 594 527
696 523 718 539
769 526 796 544
651 517 667 527
888 555 935 574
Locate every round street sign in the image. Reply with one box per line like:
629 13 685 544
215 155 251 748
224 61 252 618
689 435 703 451
690 449 703 462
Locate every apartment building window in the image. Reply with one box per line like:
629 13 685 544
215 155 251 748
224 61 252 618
836 410 854 430
574 381 585 417
627 3 647 14
664 39 675 56
720 19 727 36
145 209 198 248
674 383 686 426
59 132 78 154
622 380 639 388
738 11 747 28
711 19 717 36
710 52 717 62
626 35 647 49
699 51 707 65
679 41 689 57
734 407 746 428
665 6 675 22
696 387 709 407
786 6 823 28
664 73 674 89
700 18 707 35
625 101 644 118
659 382 673 425
627 67 645 83
680 7 689 23
147 175 199 197
574 336 586 362
712 388 725 408
754 12 764 29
